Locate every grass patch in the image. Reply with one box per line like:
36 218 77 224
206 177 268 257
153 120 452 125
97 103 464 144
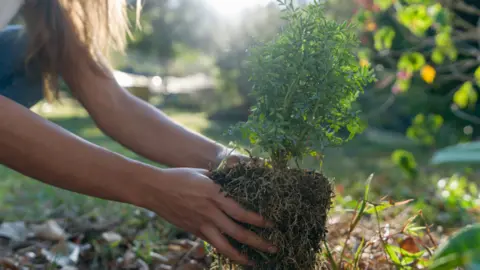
0 99 464 225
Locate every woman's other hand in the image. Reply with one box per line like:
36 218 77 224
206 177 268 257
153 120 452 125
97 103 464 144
138 167 277 266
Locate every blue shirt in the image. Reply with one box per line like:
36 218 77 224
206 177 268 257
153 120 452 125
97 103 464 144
0 25 43 108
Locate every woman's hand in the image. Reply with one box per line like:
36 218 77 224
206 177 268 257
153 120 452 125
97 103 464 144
139 167 277 266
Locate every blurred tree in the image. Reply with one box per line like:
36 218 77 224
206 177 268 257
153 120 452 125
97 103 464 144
210 3 284 120
352 0 480 145
125 0 223 74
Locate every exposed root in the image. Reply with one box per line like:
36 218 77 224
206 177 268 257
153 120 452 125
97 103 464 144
210 159 335 270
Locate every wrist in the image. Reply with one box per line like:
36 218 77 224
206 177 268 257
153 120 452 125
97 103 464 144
124 161 173 211
116 160 161 208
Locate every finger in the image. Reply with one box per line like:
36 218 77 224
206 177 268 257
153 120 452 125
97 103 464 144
211 209 277 254
194 168 212 177
200 225 252 266
216 196 273 228
225 155 241 168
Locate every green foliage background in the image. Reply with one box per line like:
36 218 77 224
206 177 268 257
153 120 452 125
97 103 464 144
235 1 375 167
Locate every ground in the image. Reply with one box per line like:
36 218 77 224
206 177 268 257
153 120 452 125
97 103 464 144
0 98 410 221
0 98 469 269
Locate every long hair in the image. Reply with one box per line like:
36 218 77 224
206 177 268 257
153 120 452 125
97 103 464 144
21 0 140 100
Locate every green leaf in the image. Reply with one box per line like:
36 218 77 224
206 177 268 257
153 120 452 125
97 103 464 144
436 32 451 47
363 174 373 202
397 5 433 36
364 199 414 214
385 244 401 264
353 238 365 268
398 52 426 72
351 174 374 229
445 46 458 61
430 224 480 270
453 82 477 109
392 149 417 169
374 0 394 10
432 49 444 64
474 67 480 87
374 26 396 51
431 142 480 165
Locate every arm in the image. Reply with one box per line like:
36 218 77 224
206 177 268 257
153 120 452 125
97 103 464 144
65 64 232 169
0 95 148 206
0 95 274 265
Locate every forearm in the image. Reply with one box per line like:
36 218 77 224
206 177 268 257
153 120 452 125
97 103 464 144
97 91 228 169
62 53 229 169
79 78 229 169
0 96 149 206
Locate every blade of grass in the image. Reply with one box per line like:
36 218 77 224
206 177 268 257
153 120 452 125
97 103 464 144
353 237 365 269
323 241 339 270
339 174 374 266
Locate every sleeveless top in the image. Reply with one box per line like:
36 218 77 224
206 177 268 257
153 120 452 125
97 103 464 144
0 0 44 108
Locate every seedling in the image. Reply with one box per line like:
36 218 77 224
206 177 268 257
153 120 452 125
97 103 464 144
211 1 375 269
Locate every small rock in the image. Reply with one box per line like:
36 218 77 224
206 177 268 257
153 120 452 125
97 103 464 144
0 222 28 243
150 252 169 263
101 231 122 243
120 250 137 267
32 220 66 241
154 265 172 270
136 259 149 270
61 266 78 270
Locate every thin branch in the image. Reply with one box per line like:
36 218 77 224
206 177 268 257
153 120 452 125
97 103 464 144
453 0 480 17
437 59 480 73
454 29 480 42
454 17 477 30
451 104 480 125
440 73 475 82
365 94 396 119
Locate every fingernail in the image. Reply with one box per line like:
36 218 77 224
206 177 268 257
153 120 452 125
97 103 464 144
266 221 274 227
268 246 278 253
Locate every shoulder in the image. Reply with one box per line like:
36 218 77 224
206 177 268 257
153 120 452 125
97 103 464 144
0 0 25 30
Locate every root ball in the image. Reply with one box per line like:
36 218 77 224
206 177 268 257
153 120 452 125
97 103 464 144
210 159 334 269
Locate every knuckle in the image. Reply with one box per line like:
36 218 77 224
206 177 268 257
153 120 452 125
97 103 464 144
233 230 248 243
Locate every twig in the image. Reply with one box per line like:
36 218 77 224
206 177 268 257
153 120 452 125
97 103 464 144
373 207 390 264
454 0 480 16
338 201 361 266
173 239 204 269
419 211 438 248
451 104 480 125
365 94 396 119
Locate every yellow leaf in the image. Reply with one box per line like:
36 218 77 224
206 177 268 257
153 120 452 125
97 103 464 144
360 59 370 67
421 65 436 84
366 21 377 32
453 82 477 109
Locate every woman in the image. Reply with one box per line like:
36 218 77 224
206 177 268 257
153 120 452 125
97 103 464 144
0 0 276 265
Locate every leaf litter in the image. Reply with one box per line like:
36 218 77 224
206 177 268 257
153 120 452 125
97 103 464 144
0 196 450 270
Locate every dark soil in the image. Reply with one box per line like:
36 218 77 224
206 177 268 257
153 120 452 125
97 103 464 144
210 159 334 270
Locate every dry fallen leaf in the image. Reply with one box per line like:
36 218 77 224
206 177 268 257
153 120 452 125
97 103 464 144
41 241 81 267
400 236 420 253
0 257 18 270
32 220 67 242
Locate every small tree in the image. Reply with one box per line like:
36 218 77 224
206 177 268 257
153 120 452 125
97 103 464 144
211 1 375 269
237 1 375 168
